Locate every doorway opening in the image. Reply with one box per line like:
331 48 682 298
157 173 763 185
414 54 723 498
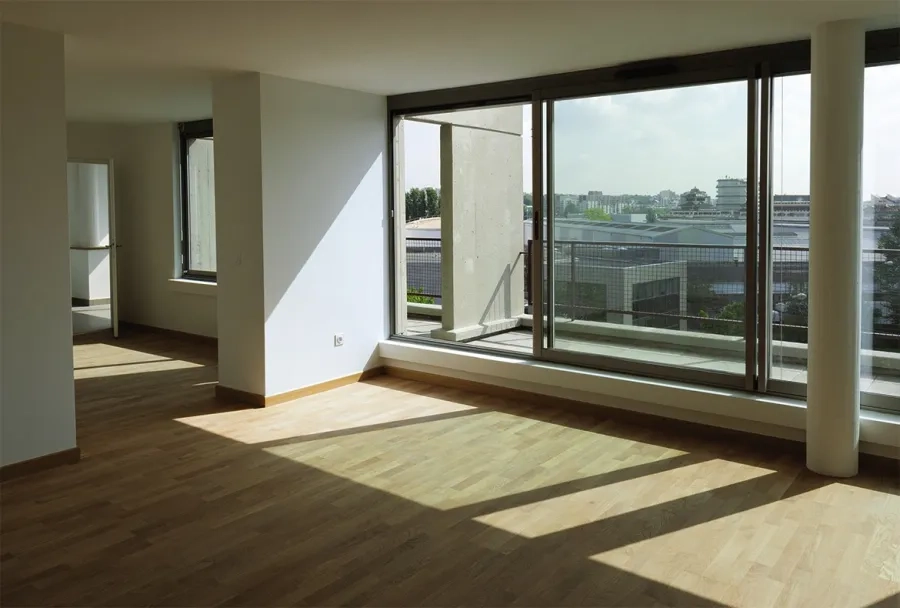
68 160 118 337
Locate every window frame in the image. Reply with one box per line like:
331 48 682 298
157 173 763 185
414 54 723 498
386 28 900 413
178 118 216 282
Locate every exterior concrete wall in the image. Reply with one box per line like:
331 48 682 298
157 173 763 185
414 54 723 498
412 107 522 134
430 107 524 341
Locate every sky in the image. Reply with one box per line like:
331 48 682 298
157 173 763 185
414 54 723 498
403 63 899 199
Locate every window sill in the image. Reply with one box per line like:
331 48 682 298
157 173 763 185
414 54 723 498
379 339 900 458
168 278 217 297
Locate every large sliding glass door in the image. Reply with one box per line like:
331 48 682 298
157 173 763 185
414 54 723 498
535 78 758 389
389 32 900 414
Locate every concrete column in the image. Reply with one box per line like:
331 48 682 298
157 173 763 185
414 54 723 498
415 108 524 341
214 73 387 402
0 23 77 466
806 20 864 478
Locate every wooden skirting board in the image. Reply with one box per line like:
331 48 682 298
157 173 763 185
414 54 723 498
0 447 81 482
216 367 386 408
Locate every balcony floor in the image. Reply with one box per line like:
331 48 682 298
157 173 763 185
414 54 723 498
405 316 900 400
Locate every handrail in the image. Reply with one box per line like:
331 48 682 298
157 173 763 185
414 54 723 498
550 240 742 250
408 236 900 255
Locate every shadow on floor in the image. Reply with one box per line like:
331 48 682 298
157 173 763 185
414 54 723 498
1 331 897 606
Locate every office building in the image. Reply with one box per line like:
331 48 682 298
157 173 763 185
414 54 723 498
716 177 748 213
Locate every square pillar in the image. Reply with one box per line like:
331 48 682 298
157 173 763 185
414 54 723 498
1 23 77 467
422 107 524 341
214 73 387 404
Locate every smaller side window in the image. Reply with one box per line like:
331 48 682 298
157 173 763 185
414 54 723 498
179 119 216 280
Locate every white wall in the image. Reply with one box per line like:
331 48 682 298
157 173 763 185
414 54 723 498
67 122 218 337
69 249 110 301
68 161 111 302
0 23 77 466
259 74 388 396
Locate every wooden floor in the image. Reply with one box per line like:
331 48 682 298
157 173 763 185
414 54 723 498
1 329 898 607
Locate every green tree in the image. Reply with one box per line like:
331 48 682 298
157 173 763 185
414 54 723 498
423 187 441 218
405 188 425 221
407 287 435 305
585 208 612 221
876 215 900 323
405 187 441 221
717 301 745 336
564 202 579 217
646 208 658 223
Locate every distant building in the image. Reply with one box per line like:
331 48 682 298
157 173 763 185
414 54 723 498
680 187 711 210
658 190 678 208
716 178 747 213
612 213 647 223
870 194 900 225
773 194 810 218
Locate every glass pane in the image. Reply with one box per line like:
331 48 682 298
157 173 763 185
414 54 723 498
395 103 536 355
187 137 216 273
770 74 811 385
548 81 748 377
771 65 900 411
862 62 900 405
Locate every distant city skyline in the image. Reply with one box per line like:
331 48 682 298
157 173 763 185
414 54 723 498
403 63 899 200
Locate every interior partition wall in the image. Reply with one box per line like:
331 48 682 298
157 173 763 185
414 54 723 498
388 29 900 415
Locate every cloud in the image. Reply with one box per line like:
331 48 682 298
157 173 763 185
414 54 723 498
401 63 899 198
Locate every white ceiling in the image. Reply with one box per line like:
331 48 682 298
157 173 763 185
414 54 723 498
2 0 897 122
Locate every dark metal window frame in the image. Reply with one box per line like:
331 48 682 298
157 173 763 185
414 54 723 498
386 28 900 408
179 118 215 282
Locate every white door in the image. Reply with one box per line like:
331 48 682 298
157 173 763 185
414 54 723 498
67 160 119 338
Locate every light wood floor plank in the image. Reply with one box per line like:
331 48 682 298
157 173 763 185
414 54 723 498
1 329 898 607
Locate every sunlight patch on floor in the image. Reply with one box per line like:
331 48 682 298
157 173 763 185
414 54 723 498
472 459 773 538
588 482 900 607
73 343 175 367
75 358 202 379
258 399 685 510
177 381 479 444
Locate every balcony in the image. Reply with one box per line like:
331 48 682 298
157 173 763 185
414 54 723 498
403 238 900 403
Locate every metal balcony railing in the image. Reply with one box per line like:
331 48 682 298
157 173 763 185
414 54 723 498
406 238 900 349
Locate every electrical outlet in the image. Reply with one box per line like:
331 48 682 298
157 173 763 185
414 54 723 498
334 334 344 347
